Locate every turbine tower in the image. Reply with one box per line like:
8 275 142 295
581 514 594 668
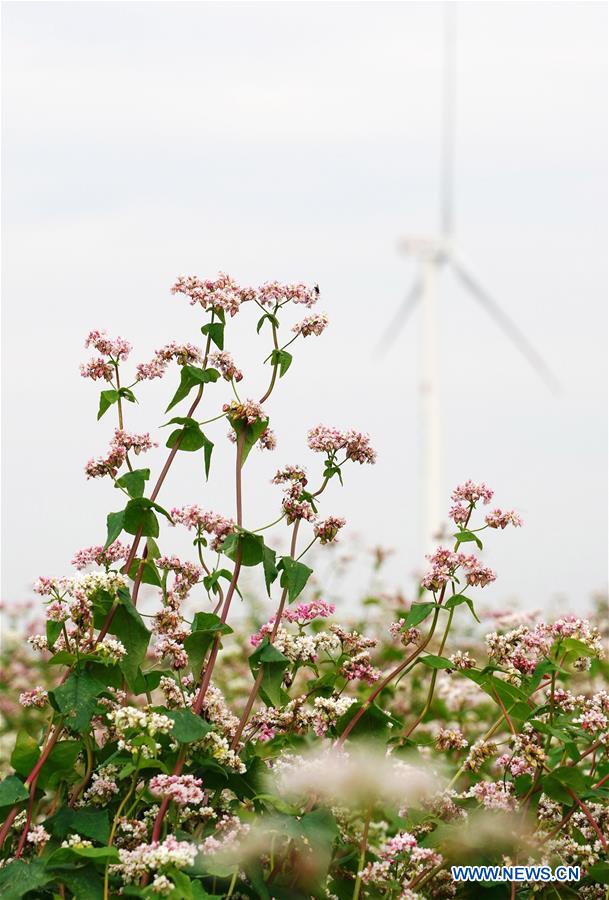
381 2 559 553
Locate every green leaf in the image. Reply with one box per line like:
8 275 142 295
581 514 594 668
105 510 125 548
165 418 214 476
229 416 270 465
336 701 398 738
587 864 609 885
115 468 150 499
128 557 162 587
97 389 119 420
278 556 313 604
454 529 483 550
256 312 279 334
119 386 137 404
222 531 266 567
0 775 29 806
123 498 159 537
444 593 480 623
403 601 437 628
47 845 120 867
45 805 110 843
418 655 453 669
50 671 106 731
10 730 40 777
112 595 151 691
164 708 212 743
262 545 278 596
46 618 63 649
0 859 52 899
551 766 588 792
166 365 220 412
270 348 293 377
541 774 573 805
201 321 225 350
184 613 233 677
249 639 290 707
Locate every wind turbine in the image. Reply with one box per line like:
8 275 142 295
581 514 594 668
380 2 559 553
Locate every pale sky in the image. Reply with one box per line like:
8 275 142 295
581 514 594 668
2 1 607 618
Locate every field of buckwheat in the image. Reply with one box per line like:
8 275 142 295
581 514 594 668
0 273 607 900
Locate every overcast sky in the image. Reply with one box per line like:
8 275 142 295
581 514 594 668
2 1 607 619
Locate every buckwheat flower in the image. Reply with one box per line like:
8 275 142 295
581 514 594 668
149 774 204 806
154 635 188 670
283 600 335 624
341 652 381 684
451 480 494 505
150 875 174 896
85 330 132 361
80 358 114 381
272 465 308 486
314 516 346 544
97 637 127 663
62 834 93 849
449 502 469 525
462 561 496 588
463 739 497 772
115 835 199 883
71 541 129 570
344 429 377 464
282 494 316 523
258 426 277 451
34 576 67 597
448 650 476 670
209 351 243 382
112 428 157 455
27 634 49 652
156 341 202 365
171 272 243 317
307 424 346 454
47 598 68 622
435 728 468 751
224 400 267 430
485 509 523 529
170 506 235 551
27 825 49 847
258 281 319 309
292 312 329 337
136 356 167 381
574 708 608 733
311 696 355 736
19 687 48 709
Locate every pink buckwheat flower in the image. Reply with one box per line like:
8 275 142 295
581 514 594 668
451 480 494 506
170 506 235 552
344 429 377 464
85 330 131 361
314 516 346 544
19 687 48 709
223 399 267 425
307 425 346 454
272 465 308 486
171 272 244 317
80 358 114 381
71 541 129 570
149 774 204 806
292 312 329 337
258 427 277 451
209 351 243 382
485 509 523 529
258 281 319 309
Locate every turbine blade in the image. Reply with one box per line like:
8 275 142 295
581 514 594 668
450 257 561 394
375 278 423 355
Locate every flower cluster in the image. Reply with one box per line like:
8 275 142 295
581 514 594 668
85 428 156 479
307 425 377 463
136 341 202 380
